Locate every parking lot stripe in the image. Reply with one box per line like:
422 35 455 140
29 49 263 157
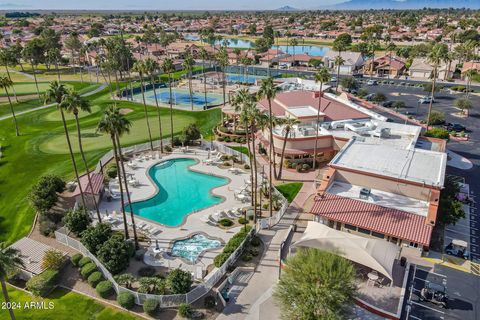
410 301 445 315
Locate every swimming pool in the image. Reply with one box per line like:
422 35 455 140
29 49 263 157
127 158 228 227
171 234 222 263
134 88 222 110
226 73 261 84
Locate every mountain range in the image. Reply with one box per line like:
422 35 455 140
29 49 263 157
319 0 480 10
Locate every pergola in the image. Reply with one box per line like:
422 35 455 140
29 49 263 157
292 221 400 280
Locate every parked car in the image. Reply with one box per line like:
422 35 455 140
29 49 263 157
367 80 377 86
352 73 363 78
330 76 338 82
365 93 375 101
444 123 466 132
345 88 358 94
279 64 288 69
420 282 448 309
382 101 394 108
418 96 435 104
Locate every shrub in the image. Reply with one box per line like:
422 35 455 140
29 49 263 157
238 217 248 225
143 298 158 316
214 226 252 267
223 161 231 167
392 101 405 109
302 163 311 171
373 92 387 103
106 164 118 179
96 280 114 298
41 250 65 270
428 111 445 125
81 262 97 279
80 223 113 255
164 145 172 152
218 218 234 227
29 175 66 213
26 269 59 297
242 253 253 262
204 296 216 309
63 208 92 236
213 253 230 268
71 253 83 267
224 136 231 143
244 164 250 170
250 236 261 247
250 247 260 257
172 136 183 146
167 269 192 294
182 123 201 144
78 257 92 268
216 136 225 142
39 218 56 236
97 235 131 275
87 271 104 288
138 266 156 277
424 128 450 140
178 303 193 318
117 292 135 310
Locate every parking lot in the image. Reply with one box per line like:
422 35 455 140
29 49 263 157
403 264 480 320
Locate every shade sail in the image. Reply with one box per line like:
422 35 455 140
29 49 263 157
292 221 399 280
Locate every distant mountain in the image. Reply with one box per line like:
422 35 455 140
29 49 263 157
275 5 299 11
319 0 480 10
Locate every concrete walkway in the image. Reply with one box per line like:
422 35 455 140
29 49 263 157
0 83 106 121
217 182 313 320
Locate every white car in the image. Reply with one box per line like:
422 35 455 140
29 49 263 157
419 96 435 104
330 76 337 82
367 80 378 85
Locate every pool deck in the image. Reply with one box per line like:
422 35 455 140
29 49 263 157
98 148 250 274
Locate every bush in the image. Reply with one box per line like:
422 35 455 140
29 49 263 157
80 223 113 255
451 85 466 92
29 174 66 213
223 161 231 166
106 164 118 179
214 227 252 267
87 271 104 288
218 218 234 227
178 303 193 318
242 253 253 262
71 253 83 267
424 128 450 140
78 257 92 268
167 268 192 294
172 136 183 146
244 164 250 170
117 292 135 310
216 136 225 142
63 209 92 236
165 145 172 152
373 92 387 103
392 101 405 109
302 163 311 171
81 262 98 279
224 136 231 143
96 280 114 298
39 218 56 236
26 269 59 297
250 236 261 247
138 266 156 277
97 235 131 275
213 253 229 268
250 247 260 257
41 250 65 270
204 296 216 309
429 111 445 125
143 298 158 316
238 217 248 225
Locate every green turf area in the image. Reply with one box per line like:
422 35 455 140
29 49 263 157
0 86 221 244
0 81 99 98
230 145 250 156
0 286 139 320
276 182 303 203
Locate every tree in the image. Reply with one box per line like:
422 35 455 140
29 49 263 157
45 81 87 210
367 40 381 80
454 97 472 116
373 92 387 103
274 248 356 320
28 174 65 213
0 76 19 136
333 56 345 92
80 223 113 255
132 61 154 150
0 242 24 320
64 32 83 81
182 53 195 111
145 57 164 152
0 47 19 102
63 208 92 236
199 48 210 109
313 68 330 171
41 250 64 270
332 33 352 92
61 89 101 221
97 234 131 274
114 273 135 289
182 123 201 145
277 117 300 179
426 44 448 129
258 77 278 218
22 38 45 100
438 176 465 225
464 69 478 99
216 46 230 107
162 58 176 147
340 76 358 92
167 268 192 294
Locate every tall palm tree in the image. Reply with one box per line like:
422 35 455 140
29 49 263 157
61 89 101 222
0 48 18 102
334 56 345 92
277 117 300 180
258 77 278 218
426 44 448 129
145 58 164 152
45 81 87 209
289 38 298 70
313 68 330 171
367 40 380 80
464 69 477 99
216 46 230 107
199 48 209 109
96 105 130 240
0 76 19 136
182 53 195 111
0 242 24 320
385 42 396 80
132 61 154 150
162 58 175 147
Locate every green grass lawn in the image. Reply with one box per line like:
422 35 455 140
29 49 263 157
230 145 250 156
0 81 99 98
0 87 221 244
276 182 303 203
0 286 140 320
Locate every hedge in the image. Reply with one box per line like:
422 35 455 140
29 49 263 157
78 256 92 268
96 280 114 298
117 292 135 310
143 298 158 316
26 269 59 297
213 226 252 267
70 253 83 267
87 271 104 288
178 303 193 318
81 262 97 278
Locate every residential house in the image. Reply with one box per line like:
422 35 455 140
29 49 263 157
363 55 406 78
323 51 364 75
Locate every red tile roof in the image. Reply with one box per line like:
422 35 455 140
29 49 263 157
311 193 432 246
73 173 104 196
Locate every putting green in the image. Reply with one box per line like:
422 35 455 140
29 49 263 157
42 104 103 122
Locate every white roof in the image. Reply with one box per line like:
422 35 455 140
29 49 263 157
330 137 447 187
293 222 400 280
286 106 321 118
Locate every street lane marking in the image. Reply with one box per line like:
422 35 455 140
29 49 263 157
410 301 445 315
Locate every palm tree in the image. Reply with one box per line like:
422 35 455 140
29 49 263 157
199 48 209 109
313 68 330 171
45 81 87 209
426 44 448 129
182 53 195 111
145 58 164 152
216 46 229 106
367 40 380 80
61 89 101 222
334 56 345 92
258 77 278 218
0 242 24 320
132 61 154 150
464 69 477 99
0 48 18 102
96 105 130 240
277 117 300 180
289 38 298 70
385 42 396 80
162 58 175 147
0 76 19 136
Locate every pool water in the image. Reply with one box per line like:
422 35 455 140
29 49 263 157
135 88 222 109
226 73 260 84
127 158 228 226
171 234 222 263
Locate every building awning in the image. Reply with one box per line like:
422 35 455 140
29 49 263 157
292 221 400 280
72 173 104 196
311 193 433 246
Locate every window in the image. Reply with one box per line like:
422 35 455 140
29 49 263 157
371 231 385 239
357 227 370 235
343 224 356 231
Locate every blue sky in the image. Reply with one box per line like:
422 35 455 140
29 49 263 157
0 0 342 10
